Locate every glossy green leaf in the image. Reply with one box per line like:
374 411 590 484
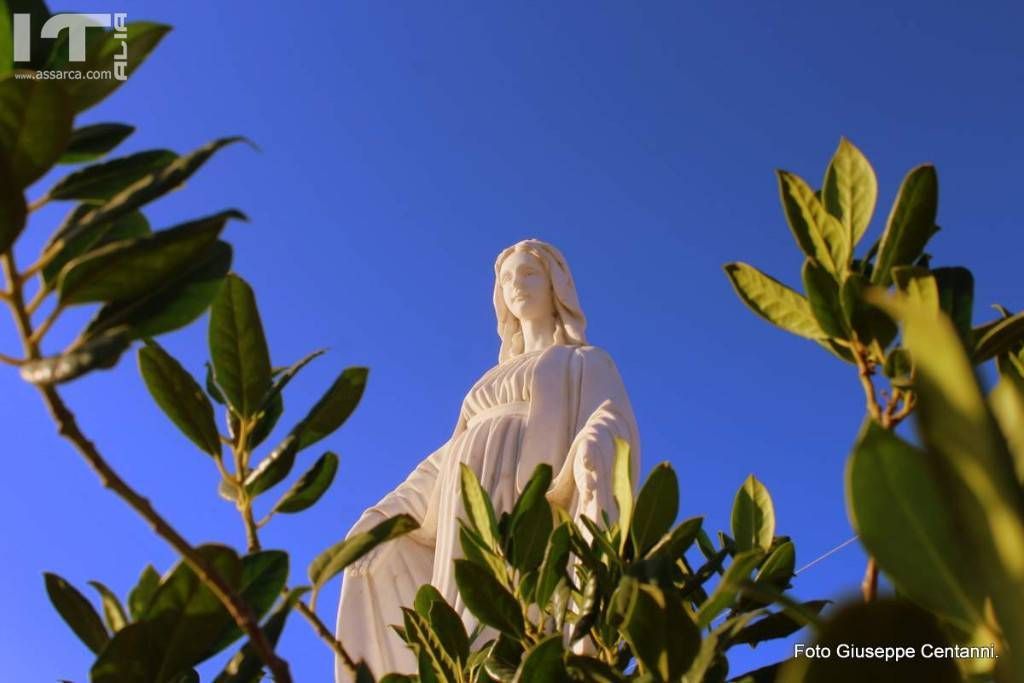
58 137 247 248
401 607 461 682
755 540 795 588
244 434 299 496
44 22 170 113
991 374 1024 483
88 580 128 633
308 514 419 607
847 421 985 631
612 436 634 552
42 209 150 287
0 158 26 253
59 122 135 164
512 634 566 683
245 390 282 451
564 655 626 683
696 549 765 628
19 325 130 385
48 149 177 201
777 169 850 274
972 311 1024 364
609 578 701 680
732 474 775 553
535 523 571 607
802 258 848 339
460 463 500 550
293 367 369 451
647 515 703 560
427 598 470 665
731 600 828 647
127 564 160 621
206 551 289 657
870 291 1024 660
840 273 898 351
822 137 877 246
272 451 339 514
255 348 325 417
208 273 272 418
85 239 232 342
0 76 72 186
891 266 939 311
44 572 109 654
454 559 525 639
871 165 939 286
631 462 678 557
138 340 221 457
507 463 553 571
725 262 825 340
933 267 974 345
58 209 241 305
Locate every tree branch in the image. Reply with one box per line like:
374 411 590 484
2 250 292 683
296 599 359 675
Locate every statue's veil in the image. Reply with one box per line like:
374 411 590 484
493 239 587 363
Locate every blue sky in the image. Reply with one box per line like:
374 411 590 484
3 1 1023 680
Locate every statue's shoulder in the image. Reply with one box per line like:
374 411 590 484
571 345 619 370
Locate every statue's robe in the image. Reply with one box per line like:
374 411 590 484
335 344 640 681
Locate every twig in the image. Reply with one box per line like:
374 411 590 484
862 557 879 602
2 250 293 683
296 599 360 674
27 194 49 213
0 351 23 366
29 303 64 346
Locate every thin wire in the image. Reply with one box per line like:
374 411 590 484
795 535 859 575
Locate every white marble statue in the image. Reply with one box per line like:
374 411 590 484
335 239 641 682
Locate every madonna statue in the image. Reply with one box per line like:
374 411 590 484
335 239 641 681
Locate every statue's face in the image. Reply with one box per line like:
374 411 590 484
499 250 555 323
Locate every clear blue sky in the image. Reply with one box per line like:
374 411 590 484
3 1 1023 680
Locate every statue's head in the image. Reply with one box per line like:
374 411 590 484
493 239 587 362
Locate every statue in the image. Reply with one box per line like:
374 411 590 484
335 239 641 681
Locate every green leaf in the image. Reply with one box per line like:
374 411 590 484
609 578 700 680
255 348 325 418
206 550 290 657
535 523 571 607
127 564 160 620
48 149 177 201
19 325 130 385
85 239 232 342
972 311 1024 364
58 209 242 305
460 463 500 550
725 262 825 340
44 21 170 113
696 549 765 628
612 436 634 553
802 259 848 339
59 122 135 164
453 559 525 639
213 587 308 683
205 362 226 405
840 273 898 351
869 291 1024 659
646 515 703 560
891 266 939 311
244 434 299 497
0 157 26 253
732 474 775 553
44 572 109 654
88 580 128 633
208 273 272 418
424 593 469 664
822 137 877 247
631 462 678 557
308 514 419 607
777 170 850 275
730 600 828 647
292 366 369 451
512 634 566 683
755 540 795 588
138 340 221 457
506 463 553 572
42 209 151 287
58 137 247 248
991 374 1024 483
245 391 282 451
871 165 939 286
774 600 961 683
271 451 339 514
0 76 72 186
564 655 626 683
933 267 974 345
401 607 462 682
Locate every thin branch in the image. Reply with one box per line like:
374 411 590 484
2 250 292 683
29 303 64 346
27 194 49 213
852 342 882 422
0 350 24 366
862 557 879 602
25 285 49 316
20 243 63 283
296 599 360 675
